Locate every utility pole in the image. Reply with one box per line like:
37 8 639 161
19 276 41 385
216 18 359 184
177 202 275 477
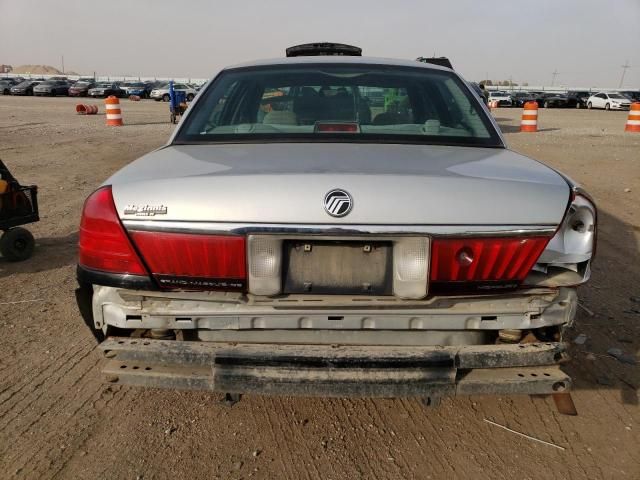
61 55 65 74
551 69 559 87
619 60 630 88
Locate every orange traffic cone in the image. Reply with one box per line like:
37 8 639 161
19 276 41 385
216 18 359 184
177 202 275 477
76 104 98 115
520 101 538 132
625 102 640 133
105 96 123 126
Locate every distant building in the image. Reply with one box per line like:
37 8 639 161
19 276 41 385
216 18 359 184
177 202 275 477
0 64 13 73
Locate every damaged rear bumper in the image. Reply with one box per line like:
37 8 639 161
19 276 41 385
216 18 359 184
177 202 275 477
99 338 570 398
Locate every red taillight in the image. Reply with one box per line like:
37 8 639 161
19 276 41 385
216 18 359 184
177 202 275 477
430 237 549 283
79 186 147 275
129 231 246 290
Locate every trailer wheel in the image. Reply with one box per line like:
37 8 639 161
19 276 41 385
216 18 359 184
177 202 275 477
0 227 35 262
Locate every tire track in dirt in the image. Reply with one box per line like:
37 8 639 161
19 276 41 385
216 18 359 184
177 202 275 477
0 341 88 412
0 341 93 429
4 373 131 479
262 396 319 480
0 355 105 470
20 386 131 480
316 398 381 479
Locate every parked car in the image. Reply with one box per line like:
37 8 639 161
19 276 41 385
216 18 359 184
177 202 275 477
587 92 632 110
68 81 96 97
33 79 70 96
88 82 126 98
10 79 44 96
540 92 569 108
150 82 197 102
510 91 536 107
487 91 512 106
121 82 152 98
77 43 595 410
0 77 24 95
0 80 16 95
619 90 640 103
566 91 591 109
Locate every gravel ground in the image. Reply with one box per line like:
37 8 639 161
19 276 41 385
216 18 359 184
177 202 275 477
0 96 638 480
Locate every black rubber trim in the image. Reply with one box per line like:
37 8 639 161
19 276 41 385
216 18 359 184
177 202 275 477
76 265 156 290
213 355 454 369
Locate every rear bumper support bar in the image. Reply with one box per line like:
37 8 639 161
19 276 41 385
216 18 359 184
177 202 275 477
99 338 570 398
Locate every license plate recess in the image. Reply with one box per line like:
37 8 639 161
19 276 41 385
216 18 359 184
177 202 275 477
282 240 393 295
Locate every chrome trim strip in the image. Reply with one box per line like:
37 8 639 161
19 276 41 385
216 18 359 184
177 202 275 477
123 220 556 237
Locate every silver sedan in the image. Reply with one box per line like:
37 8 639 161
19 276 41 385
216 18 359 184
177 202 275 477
77 44 596 410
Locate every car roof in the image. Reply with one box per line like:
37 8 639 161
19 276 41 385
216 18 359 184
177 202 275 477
224 55 452 72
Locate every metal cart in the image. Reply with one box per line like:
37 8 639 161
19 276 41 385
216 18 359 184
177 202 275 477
169 81 188 124
0 159 39 261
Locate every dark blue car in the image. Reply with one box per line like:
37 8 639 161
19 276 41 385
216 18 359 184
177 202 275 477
122 82 153 99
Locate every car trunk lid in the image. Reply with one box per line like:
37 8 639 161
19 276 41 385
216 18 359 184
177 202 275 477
109 143 569 226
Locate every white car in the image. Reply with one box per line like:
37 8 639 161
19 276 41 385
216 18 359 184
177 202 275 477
586 92 631 110
150 83 197 102
487 91 513 107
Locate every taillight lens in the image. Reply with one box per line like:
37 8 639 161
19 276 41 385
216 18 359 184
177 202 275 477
79 186 147 275
430 237 549 283
129 231 246 290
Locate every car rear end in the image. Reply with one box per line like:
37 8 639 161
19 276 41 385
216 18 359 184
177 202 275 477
150 86 167 100
77 54 596 406
69 82 91 97
33 82 53 96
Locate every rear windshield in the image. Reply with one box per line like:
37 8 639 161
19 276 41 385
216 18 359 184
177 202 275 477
175 64 502 147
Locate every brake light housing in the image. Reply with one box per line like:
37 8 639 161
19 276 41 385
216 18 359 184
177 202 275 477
430 236 550 291
78 186 148 276
129 231 246 291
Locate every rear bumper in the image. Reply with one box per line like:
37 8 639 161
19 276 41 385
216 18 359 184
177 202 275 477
99 338 570 398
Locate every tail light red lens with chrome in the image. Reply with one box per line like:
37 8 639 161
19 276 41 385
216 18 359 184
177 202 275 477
79 188 549 294
430 237 550 283
79 186 147 275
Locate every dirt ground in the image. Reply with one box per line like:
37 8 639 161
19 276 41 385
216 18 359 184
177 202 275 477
0 96 638 480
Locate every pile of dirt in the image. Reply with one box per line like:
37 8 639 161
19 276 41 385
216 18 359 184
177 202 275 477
11 64 79 76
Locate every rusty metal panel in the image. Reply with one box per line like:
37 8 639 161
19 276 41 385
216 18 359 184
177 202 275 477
103 361 214 391
456 366 571 396
455 342 566 369
99 338 571 398
100 338 565 369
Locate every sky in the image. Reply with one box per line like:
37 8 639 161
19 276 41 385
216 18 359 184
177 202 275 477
1 0 639 88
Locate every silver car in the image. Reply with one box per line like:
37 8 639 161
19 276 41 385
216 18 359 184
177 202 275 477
77 43 596 411
150 82 197 102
